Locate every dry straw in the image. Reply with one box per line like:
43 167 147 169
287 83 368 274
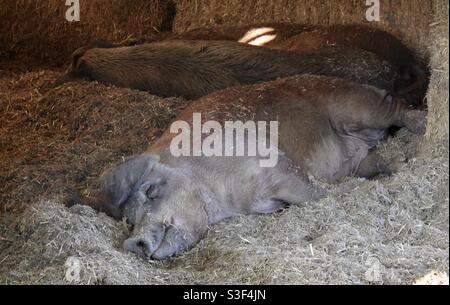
0 0 448 284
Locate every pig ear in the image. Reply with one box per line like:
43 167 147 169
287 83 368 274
71 39 116 68
100 154 161 207
74 192 124 219
139 177 166 201
64 187 123 219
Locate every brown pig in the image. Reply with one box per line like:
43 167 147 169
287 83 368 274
171 23 421 68
168 23 428 104
69 74 426 259
55 39 419 102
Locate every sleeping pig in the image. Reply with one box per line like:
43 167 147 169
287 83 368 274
55 39 421 102
172 22 423 69
69 74 426 259
163 23 428 104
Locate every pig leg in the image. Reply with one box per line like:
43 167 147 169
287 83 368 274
118 37 143 47
54 66 91 87
329 89 427 135
324 90 425 179
356 150 405 179
250 166 326 215
250 183 325 214
396 108 427 135
250 198 290 214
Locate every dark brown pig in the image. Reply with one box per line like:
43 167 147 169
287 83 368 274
170 23 428 104
77 23 423 80
171 23 420 67
69 74 426 259
169 22 312 45
267 28 428 104
55 39 417 101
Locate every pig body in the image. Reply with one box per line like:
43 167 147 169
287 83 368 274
170 22 311 45
73 75 426 259
172 23 419 67
170 23 428 104
57 39 410 101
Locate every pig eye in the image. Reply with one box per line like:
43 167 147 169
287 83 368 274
146 184 159 200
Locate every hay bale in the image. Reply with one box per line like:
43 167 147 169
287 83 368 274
173 0 433 62
0 0 175 68
424 0 449 150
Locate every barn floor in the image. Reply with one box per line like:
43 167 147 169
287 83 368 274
0 68 448 284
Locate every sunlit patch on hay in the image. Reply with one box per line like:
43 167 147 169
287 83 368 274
414 271 449 285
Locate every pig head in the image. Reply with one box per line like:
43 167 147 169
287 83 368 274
98 154 211 259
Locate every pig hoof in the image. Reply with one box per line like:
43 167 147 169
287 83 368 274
403 110 427 135
63 187 83 208
251 199 290 214
386 154 407 175
122 38 143 46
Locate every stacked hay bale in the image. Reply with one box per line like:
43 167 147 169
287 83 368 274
0 0 175 67
425 0 449 152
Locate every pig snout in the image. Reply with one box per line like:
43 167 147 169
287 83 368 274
122 213 192 259
123 232 163 258
122 216 166 258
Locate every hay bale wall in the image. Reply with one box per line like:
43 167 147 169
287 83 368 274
0 0 175 68
425 0 449 149
173 0 434 62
